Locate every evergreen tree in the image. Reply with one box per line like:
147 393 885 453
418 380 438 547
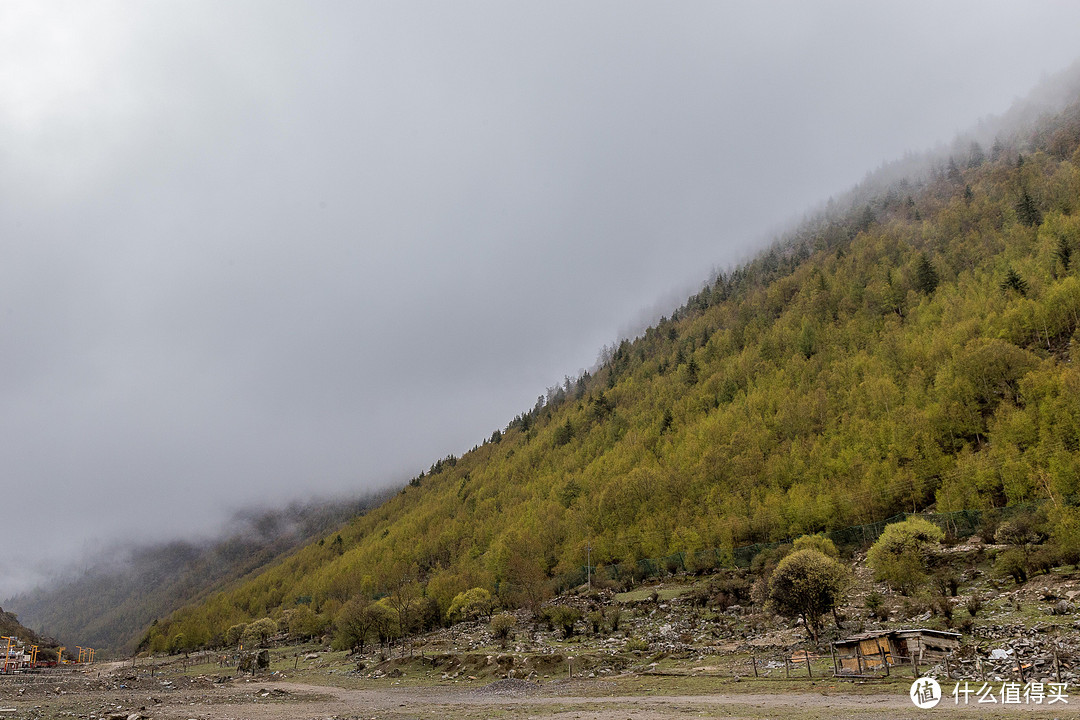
967 141 985 168
553 418 574 447
684 357 699 384
1000 266 1029 296
1015 189 1042 227
659 409 673 434
947 159 963 183
914 254 939 295
1055 236 1073 273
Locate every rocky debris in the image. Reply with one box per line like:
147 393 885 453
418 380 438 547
926 654 1077 684
1050 600 1072 615
255 687 290 698
911 626 1080 684
468 678 541 697
236 649 270 674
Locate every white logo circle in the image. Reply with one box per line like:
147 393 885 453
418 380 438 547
910 677 942 709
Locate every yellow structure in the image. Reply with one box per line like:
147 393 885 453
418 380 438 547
0 638 45 671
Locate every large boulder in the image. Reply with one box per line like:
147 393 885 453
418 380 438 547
237 649 270 674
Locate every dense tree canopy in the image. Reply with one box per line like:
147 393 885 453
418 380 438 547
142 98 1080 654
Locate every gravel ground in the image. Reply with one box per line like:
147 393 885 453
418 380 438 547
4 671 1080 719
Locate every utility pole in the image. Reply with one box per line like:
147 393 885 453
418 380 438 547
586 541 592 591
1 636 12 674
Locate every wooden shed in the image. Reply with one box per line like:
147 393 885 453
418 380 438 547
832 629 960 675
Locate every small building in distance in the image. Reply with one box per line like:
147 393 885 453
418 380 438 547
833 628 961 675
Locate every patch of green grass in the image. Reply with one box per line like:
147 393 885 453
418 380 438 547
615 583 695 603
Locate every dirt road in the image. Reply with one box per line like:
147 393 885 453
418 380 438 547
129 679 1077 719
4 675 1077 719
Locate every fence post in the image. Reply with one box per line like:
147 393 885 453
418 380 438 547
804 650 812 678
752 652 758 678
880 647 889 677
784 656 789 679
830 644 837 676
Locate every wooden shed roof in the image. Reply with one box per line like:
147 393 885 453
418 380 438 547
832 628 961 646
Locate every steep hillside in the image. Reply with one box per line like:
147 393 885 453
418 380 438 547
0 606 49 648
6 495 388 655
141 82 1080 654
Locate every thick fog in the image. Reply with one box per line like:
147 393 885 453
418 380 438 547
3 1 1080 595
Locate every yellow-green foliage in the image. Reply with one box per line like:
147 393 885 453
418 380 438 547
489 612 517 647
1049 506 1080 566
767 548 850 641
866 517 945 593
447 587 492 622
224 623 246 647
792 533 839 558
240 617 277 648
142 102 1080 653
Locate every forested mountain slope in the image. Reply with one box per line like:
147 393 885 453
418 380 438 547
0 605 49 648
6 496 386 655
140 85 1080 654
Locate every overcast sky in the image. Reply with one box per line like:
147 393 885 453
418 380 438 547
3 1 1080 595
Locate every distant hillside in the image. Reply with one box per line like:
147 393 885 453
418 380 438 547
5 494 388 655
138 66 1080 654
0 605 49 647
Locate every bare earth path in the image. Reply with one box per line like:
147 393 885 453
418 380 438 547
140 680 1076 720
6 675 1079 719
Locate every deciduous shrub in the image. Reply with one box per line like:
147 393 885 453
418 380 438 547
865 591 887 620
867 517 944 594
767 548 850 643
793 533 839 558
448 587 493 622
542 605 582 638
241 617 277 648
994 548 1028 584
489 613 517 648
224 623 247 647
